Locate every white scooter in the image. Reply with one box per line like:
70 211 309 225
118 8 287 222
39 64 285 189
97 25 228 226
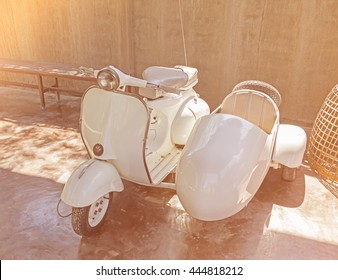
61 65 209 236
60 65 307 236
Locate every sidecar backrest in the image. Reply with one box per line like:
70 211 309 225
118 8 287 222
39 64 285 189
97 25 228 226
220 90 279 134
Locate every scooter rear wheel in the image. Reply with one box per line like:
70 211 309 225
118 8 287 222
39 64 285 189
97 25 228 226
71 192 113 237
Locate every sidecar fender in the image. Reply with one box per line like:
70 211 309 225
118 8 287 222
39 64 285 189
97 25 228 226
176 114 275 221
61 159 124 208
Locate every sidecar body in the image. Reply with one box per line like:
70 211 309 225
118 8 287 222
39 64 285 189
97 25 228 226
176 89 307 221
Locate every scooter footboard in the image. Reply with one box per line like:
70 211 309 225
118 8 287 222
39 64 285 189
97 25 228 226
176 114 272 221
61 159 124 208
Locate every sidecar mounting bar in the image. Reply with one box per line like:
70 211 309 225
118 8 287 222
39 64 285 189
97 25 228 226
154 182 176 190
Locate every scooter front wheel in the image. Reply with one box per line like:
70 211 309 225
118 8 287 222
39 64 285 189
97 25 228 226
71 192 113 237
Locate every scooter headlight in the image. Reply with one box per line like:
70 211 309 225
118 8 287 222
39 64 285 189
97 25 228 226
97 68 120 91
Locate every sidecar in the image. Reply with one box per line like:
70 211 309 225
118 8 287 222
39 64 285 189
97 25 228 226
176 85 307 221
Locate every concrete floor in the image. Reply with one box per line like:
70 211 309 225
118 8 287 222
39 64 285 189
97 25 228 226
0 87 337 260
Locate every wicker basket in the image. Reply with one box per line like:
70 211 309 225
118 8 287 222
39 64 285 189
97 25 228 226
307 85 338 198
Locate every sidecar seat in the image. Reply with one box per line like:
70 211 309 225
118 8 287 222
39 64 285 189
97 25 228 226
220 90 279 134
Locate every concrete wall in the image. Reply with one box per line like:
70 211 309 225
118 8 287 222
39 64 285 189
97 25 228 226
1 0 338 124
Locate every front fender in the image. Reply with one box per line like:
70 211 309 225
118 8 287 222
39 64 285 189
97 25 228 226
61 159 124 207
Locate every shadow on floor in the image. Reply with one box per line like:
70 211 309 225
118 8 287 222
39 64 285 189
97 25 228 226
76 169 313 260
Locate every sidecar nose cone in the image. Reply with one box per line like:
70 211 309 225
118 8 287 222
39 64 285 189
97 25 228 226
93 143 104 156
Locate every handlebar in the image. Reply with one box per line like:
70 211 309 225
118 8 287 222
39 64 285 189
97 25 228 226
91 65 181 94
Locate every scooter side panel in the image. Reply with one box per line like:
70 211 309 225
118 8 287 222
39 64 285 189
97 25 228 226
61 159 124 207
81 87 151 185
176 114 273 221
171 96 210 145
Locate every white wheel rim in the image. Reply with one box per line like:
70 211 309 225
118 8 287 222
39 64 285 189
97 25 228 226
88 194 110 227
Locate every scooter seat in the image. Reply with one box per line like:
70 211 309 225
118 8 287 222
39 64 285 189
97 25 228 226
144 65 198 89
143 66 188 89
140 66 198 99
174 65 199 89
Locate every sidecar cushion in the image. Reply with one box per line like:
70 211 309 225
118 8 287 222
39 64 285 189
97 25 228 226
220 90 279 134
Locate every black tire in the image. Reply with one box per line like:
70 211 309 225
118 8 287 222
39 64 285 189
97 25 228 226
232 80 282 107
71 192 113 237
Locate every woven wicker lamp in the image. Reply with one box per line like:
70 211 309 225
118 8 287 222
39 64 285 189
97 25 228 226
307 85 338 197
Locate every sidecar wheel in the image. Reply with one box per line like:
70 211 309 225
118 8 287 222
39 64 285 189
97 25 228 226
281 165 297 182
71 193 113 237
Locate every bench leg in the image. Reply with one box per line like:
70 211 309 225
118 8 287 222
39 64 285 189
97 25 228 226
54 77 60 102
36 75 45 109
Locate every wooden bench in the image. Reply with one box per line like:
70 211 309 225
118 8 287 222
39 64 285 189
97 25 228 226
0 58 97 108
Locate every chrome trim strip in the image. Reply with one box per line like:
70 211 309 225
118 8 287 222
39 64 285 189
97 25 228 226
211 104 222 114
